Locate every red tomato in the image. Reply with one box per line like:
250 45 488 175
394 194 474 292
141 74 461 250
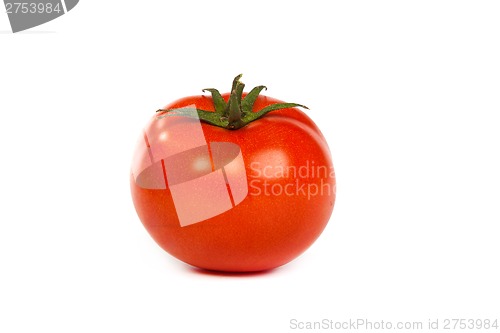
130 75 335 272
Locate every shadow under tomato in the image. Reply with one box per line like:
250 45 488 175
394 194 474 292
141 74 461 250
185 265 289 277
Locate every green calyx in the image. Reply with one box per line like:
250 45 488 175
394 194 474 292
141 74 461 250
156 74 308 130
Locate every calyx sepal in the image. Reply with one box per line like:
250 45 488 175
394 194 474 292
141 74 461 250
156 74 308 130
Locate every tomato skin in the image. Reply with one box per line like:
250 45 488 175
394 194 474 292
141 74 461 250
131 93 335 272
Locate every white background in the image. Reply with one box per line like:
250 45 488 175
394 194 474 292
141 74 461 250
1 1 499 332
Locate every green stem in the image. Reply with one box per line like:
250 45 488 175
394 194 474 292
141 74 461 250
157 74 308 130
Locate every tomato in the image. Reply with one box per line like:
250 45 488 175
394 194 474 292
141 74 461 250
130 75 336 272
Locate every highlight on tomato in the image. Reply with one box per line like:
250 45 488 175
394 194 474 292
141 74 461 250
130 75 336 272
